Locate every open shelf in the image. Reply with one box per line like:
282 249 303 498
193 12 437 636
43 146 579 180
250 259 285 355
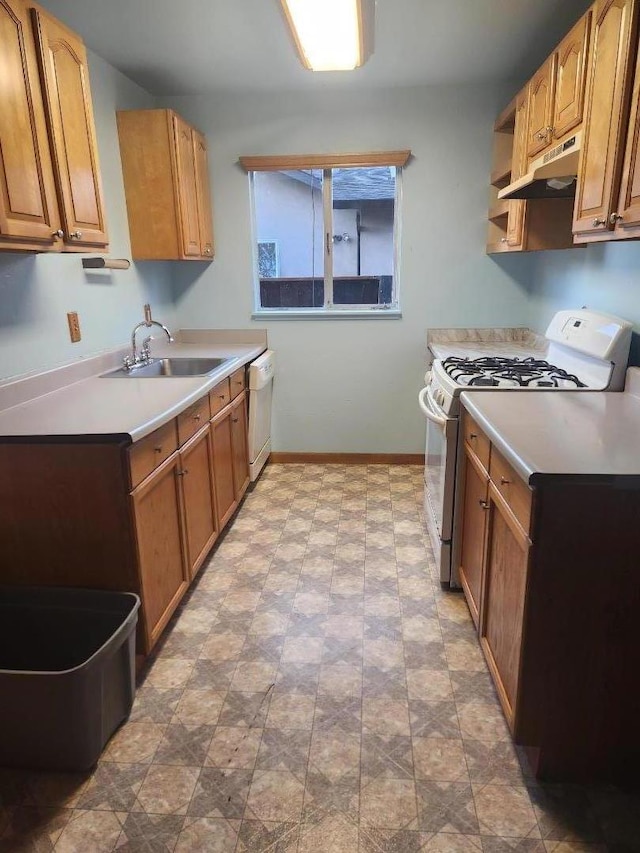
488 198 510 221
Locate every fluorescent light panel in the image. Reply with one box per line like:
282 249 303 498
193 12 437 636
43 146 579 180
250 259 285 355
281 0 373 71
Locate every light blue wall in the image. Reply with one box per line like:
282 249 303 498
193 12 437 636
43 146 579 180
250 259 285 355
527 243 640 339
0 51 174 381
164 85 535 454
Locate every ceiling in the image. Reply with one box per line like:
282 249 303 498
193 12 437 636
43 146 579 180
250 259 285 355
38 0 592 96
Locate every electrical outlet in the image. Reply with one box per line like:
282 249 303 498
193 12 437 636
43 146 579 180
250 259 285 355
67 312 81 343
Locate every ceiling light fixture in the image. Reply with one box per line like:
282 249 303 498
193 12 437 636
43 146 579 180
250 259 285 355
280 0 375 72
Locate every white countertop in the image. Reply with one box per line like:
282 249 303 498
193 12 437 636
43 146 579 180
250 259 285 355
0 341 265 442
461 389 640 485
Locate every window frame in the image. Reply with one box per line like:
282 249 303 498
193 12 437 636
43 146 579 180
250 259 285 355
242 151 409 319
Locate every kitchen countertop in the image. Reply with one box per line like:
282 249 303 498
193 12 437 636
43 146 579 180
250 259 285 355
461 388 640 485
427 327 547 361
0 340 266 442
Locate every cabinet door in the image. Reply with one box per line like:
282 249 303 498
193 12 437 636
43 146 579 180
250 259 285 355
479 486 530 730
458 449 489 628
131 455 189 649
507 89 529 248
179 426 218 579
230 391 250 502
553 11 592 140
171 114 200 257
31 8 108 248
211 408 237 529
0 0 60 248
527 54 556 160
193 129 214 259
614 22 640 231
573 0 638 237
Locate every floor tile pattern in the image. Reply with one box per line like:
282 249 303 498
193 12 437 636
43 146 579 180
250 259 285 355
1 463 639 851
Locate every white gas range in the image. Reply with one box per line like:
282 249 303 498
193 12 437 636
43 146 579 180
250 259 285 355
418 309 633 586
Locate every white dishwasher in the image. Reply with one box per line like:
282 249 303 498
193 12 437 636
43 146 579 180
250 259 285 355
247 350 275 481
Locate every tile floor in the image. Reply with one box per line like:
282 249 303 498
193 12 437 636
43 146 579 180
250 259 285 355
1 463 639 852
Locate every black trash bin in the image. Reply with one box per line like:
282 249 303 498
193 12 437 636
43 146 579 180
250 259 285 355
0 586 140 771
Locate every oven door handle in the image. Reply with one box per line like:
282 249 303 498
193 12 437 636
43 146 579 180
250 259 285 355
418 386 447 426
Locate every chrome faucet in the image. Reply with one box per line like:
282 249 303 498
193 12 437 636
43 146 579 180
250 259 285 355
124 304 173 369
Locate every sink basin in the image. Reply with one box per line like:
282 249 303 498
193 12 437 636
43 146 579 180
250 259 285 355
102 357 231 378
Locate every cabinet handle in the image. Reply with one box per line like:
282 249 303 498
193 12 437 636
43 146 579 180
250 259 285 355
69 231 83 239
592 218 606 227
469 433 477 439
219 394 226 400
478 500 489 510
177 469 189 476
154 446 163 454
610 212 623 225
500 476 510 485
232 417 239 423
193 414 201 421
52 229 64 239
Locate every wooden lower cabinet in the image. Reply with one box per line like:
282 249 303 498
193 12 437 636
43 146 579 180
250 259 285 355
456 403 640 781
0 380 251 657
230 393 250 500
179 425 218 580
458 448 489 627
131 454 189 649
211 390 250 529
479 485 530 727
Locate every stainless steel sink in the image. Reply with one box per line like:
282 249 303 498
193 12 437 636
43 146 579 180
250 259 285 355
102 357 231 378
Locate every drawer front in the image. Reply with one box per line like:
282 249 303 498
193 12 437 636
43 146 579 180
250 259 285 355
209 378 231 417
177 395 211 446
490 448 532 532
229 367 246 400
129 419 178 488
463 412 491 470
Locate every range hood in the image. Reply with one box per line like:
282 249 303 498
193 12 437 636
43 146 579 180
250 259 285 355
498 132 581 200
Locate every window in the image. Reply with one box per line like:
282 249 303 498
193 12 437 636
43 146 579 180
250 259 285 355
240 151 410 316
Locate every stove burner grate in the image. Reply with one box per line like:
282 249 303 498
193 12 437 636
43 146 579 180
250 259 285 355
442 356 587 388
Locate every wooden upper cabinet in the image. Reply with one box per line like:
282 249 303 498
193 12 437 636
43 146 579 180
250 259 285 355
507 89 529 248
193 129 214 258
117 109 215 261
552 11 592 141
612 14 640 234
574 0 639 237
172 113 201 258
527 55 556 160
31 6 108 249
0 0 61 250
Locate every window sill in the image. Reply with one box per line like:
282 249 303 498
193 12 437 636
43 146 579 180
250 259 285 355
251 309 403 321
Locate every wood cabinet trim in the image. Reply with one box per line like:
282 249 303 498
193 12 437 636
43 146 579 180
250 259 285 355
239 151 411 171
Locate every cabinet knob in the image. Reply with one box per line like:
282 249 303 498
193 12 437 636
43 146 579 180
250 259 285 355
478 500 489 510
610 212 623 225
500 476 510 485
592 218 606 227
204 247 212 255
500 237 508 243
52 229 64 239
469 433 477 440
177 468 189 476
69 231 83 239
193 414 201 421
219 394 226 400
536 131 546 140
232 417 239 423
154 446 162 454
